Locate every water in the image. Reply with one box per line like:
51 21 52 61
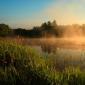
30 45 85 69
25 38 85 69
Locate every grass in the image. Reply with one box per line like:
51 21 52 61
0 39 85 85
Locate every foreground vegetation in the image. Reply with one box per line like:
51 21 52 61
0 40 85 85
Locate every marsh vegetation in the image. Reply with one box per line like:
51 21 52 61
1 21 85 85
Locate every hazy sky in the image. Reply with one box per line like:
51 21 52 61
0 0 85 28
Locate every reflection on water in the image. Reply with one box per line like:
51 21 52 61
20 37 85 69
30 45 85 70
55 48 85 70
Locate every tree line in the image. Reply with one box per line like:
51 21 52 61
0 20 85 37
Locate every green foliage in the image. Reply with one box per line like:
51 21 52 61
0 40 85 85
0 24 12 36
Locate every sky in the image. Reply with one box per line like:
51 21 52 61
0 0 85 28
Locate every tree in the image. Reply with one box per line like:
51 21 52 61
52 20 57 27
0 24 12 36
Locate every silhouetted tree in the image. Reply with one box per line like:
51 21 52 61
1 20 81 38
0 24 12 36
52 20 57 27
14 28 28 37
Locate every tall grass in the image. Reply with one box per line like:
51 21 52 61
0 39 85 85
